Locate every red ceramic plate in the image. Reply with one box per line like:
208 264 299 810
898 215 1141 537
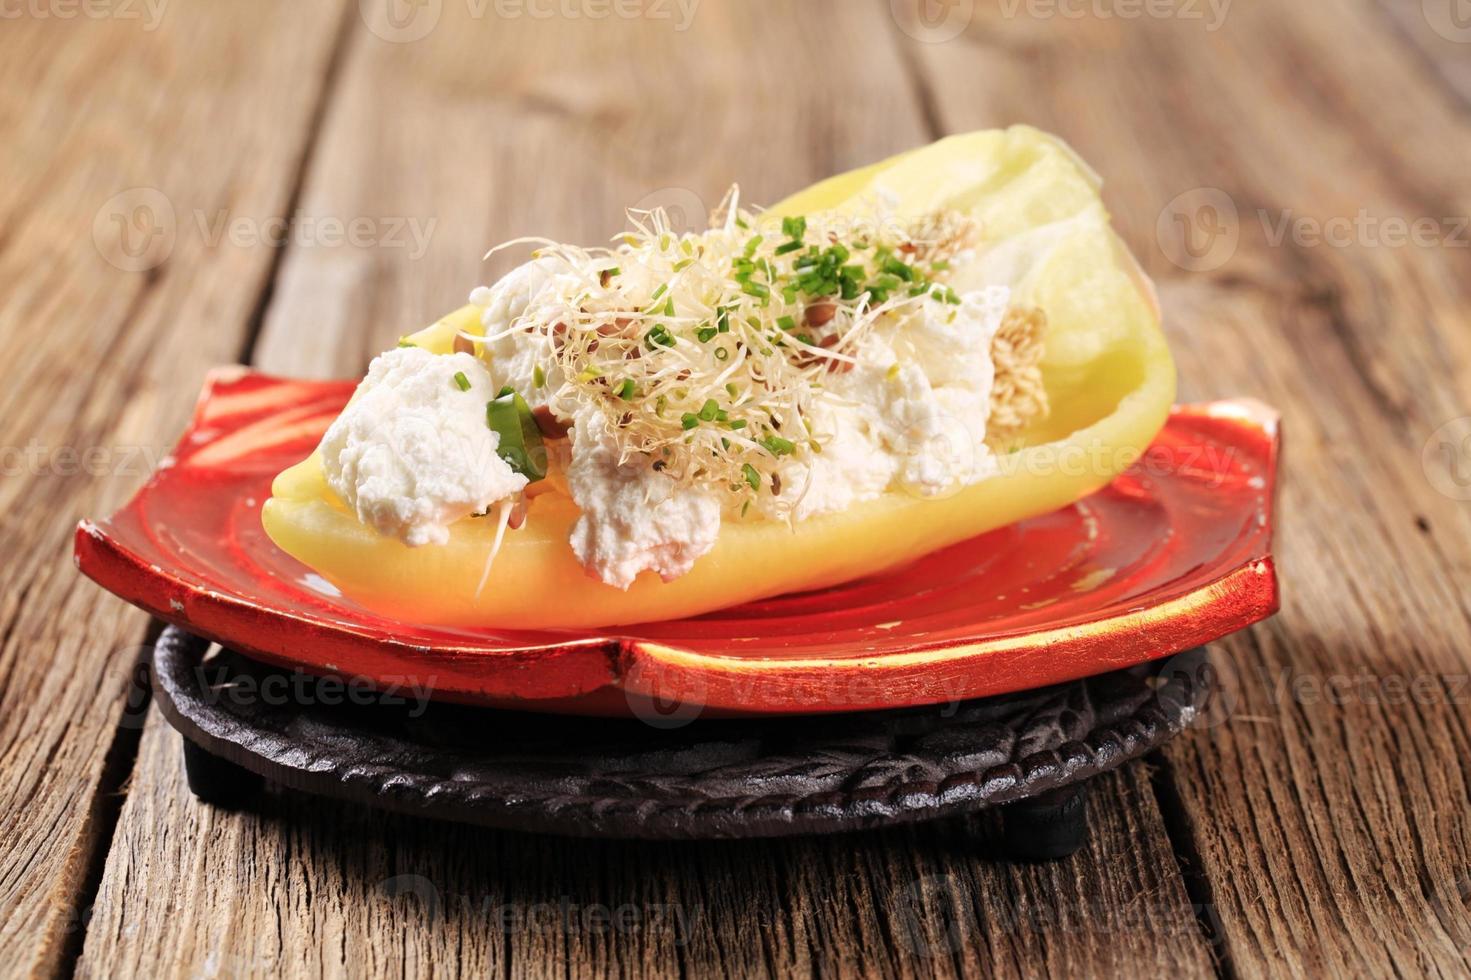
76 368 1280 717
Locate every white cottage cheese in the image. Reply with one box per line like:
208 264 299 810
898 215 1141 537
470 257 570 412
760 284 1011 518
320 347 526 546
565 404 721 589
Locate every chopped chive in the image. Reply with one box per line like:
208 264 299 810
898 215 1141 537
616 379 637 400
485 390 546 481
452 371 472 392
698 399 720 422
774 240 804 256
883 258 915 281
644 324 676 349
743 235 764 258
714 346 729 361
781 215 807 240
662 298 675 317
776 315 797 332
742 463 761 491
696 326 718 343
761 434 796 456
681 413 700 430
727 419 747 430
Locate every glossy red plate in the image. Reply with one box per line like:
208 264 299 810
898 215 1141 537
76 368 1280 717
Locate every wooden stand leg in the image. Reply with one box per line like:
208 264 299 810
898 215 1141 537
181 737 263 809
1001 781 1090 861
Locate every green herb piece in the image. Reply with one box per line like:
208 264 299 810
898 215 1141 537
452 371 472 392
616 379 637 400
533 364 546 388
698 399 720 422
645 324 676 349
681 413 700 430
761 434 796 456
883 257 916 281
742 463 761 491
485 390 546 481
781 215 807 240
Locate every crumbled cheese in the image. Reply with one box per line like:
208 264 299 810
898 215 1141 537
760 285 1010 518
471 258 568 412
320 347 526 546
565 404 721 589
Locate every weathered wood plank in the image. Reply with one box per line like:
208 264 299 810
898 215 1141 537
79 1 1215 976
906 0 1471 974
0 4 349 975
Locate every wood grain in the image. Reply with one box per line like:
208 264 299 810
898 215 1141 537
0 4 349 975
906 0 1471 975
75 1 1216 977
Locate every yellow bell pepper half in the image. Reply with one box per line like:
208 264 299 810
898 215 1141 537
262 127 1176 629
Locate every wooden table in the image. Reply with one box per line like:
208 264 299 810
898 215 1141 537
3 1 1469 975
